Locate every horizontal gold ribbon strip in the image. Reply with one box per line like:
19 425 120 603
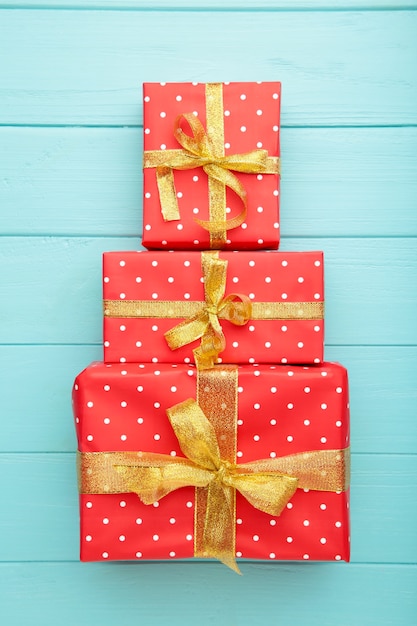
103 299 324 321
144 149 279 174
78 447 349 497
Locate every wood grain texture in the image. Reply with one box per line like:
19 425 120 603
0 10 416 126
4 1 417 8
2 126 417 237
1 236 415 345
0 562 416 626
1 345 416 455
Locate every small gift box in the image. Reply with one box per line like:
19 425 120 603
103 250 324 366
142 81 281 250
74 361 350 570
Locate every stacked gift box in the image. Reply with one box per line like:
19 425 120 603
73 82 350 572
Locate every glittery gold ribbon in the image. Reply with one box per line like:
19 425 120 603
78 367 350 573
143 83 280 247
104 300 323 321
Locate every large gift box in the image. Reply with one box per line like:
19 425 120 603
142 81 281 250
74 361 350 570
103 250 324 366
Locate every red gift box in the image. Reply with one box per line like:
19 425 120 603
103 250 324 365
74 361 350 566
142 81 281 250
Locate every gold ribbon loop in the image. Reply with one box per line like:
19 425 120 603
79 398 350 573
164 252 252 369
143 83 280 246
168 397 221 470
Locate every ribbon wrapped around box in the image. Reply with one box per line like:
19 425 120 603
103 250 324 365
74 361 350 568
142 82 281 250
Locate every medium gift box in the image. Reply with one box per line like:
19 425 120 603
142 81 281 250
74 361 350 570
103 250 324 366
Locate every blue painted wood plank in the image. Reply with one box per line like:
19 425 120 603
2 127 416 237
0 345 415 454
1 237 415 345
4 1 417 8
0 452 415 564
338 347 417 455
0 562 416 626
0 10 416 125
0 345 102 453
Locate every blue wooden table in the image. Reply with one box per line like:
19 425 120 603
0 2 416 624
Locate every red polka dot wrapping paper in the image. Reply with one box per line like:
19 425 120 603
103 250 324 365
142 82 281 250
73 361 350 563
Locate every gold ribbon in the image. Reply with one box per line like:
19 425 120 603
79 367 350 573
143 83 280 247
104 300 323 321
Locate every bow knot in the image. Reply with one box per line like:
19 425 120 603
113 398 303 573
205 302 222 319
165 252 252 369
205 303 218 315
214 460 233 485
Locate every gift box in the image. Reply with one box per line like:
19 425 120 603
142 81 281 250
74 361 350 569
103 250 324 366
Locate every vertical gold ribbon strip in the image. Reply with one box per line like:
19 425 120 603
205 83 226 247
195 365 238 569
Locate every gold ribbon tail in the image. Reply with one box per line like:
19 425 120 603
155 166 181 222
203 481 240 574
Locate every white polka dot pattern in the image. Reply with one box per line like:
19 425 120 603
142 82 281 250
73 361 350 563
103 250 324 365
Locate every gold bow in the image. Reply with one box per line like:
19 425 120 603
164 252 252 369
143 83 280 247
79 399 350 574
